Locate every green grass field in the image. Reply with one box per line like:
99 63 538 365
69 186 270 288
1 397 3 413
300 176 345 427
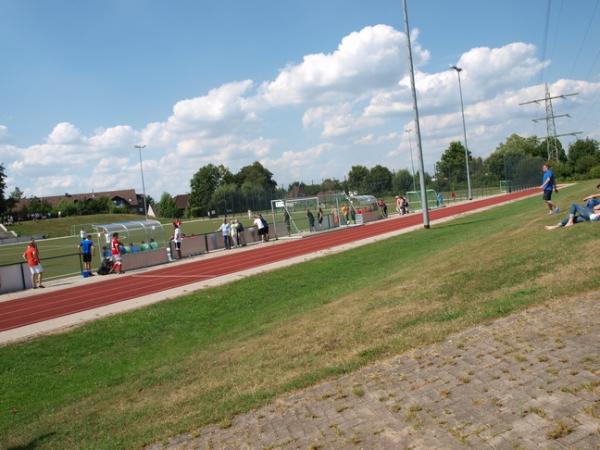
1 181 599 449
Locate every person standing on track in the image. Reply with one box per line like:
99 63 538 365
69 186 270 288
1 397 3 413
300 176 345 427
110 232 124 274
541 163 560 215
217 218 232 250
22 238 44 289
254 214 266 242
172 221 182 259
79 234 95 276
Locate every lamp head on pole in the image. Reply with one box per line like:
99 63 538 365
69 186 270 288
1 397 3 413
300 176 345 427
450 65 463 73
134 144 146 150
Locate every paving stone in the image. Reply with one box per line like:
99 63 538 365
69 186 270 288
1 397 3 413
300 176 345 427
151 296 600 449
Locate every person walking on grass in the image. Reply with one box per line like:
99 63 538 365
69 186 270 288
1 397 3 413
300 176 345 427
541 163 560 215
22 238 44 289
79 234 95 276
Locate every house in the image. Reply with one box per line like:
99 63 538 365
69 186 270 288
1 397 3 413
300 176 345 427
13 189 147 215
173 194 189 216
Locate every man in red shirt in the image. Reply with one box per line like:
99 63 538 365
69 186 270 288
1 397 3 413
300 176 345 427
110 232 124 274
22 238 44 289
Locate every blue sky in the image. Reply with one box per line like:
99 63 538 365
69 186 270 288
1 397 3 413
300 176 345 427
1 0 599 197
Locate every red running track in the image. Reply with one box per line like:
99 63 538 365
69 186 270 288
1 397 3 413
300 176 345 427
0 189 537 332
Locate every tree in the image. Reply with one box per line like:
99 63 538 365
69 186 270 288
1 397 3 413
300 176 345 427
392 169 414 194
536 137 567 162
0 163 6 214
347 165 370 193
156 192 178 218
6 186 23 212
287 181 306 198
484 134 539 181
189 164 233 216
321 178 343 192
211 184 244 215
235 161 277 193
367 165 393 196
568 138 599 173
435 141 472 190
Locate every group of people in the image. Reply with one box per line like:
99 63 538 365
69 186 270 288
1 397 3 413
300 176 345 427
542 162 600 230
395 195 410 215
217 218 249 250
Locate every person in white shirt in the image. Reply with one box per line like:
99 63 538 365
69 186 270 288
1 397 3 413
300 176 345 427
217 219 232 249
253 215 265 242
172 222 182 258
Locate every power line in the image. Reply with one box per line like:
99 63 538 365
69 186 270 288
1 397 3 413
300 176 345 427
568 0 600 78
548 0 564 62
540 0 552 83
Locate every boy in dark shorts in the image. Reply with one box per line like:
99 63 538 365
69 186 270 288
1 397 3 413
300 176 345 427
79 234 95 276
541 163 560 215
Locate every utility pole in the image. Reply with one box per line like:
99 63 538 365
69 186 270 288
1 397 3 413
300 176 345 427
402 0 430 228
519 84 582 161
134 144 148 220
450 65 473 200
405 128 417 191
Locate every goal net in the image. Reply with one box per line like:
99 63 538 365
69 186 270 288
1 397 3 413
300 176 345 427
270 197 320 236
406 189 438 210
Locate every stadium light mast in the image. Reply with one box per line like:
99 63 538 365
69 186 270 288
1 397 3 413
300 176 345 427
405 128 417 191
134 144 148 220
450 65 473 200
402 0 430 228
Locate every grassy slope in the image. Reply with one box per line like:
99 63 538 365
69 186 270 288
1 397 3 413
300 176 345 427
2 181 599 449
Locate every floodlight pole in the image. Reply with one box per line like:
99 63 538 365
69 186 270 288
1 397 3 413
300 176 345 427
405 128 417 191
450 65 473 200
134 144 148 220
402 0 430 228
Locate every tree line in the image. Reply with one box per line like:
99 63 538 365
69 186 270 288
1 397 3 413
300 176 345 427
1 135 598 220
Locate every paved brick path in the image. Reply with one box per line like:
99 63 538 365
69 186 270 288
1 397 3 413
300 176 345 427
152 295 600 450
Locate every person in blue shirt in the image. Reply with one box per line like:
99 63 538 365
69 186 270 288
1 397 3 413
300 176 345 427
79 234 95 276
541 163 560 215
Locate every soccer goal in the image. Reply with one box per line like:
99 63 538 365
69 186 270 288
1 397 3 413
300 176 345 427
500 180 513 193
270 197 321 237
406 189 438 210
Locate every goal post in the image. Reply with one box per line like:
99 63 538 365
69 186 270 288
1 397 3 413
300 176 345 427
406 189 438 210
270 197 321 237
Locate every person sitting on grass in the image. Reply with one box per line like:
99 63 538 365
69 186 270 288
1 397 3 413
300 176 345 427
545 201 600 230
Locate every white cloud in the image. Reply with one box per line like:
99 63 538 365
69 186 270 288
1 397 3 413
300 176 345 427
260 25 428 106
46 122 84 145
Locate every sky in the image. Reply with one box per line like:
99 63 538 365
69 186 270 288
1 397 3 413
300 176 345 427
1 0 599 198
